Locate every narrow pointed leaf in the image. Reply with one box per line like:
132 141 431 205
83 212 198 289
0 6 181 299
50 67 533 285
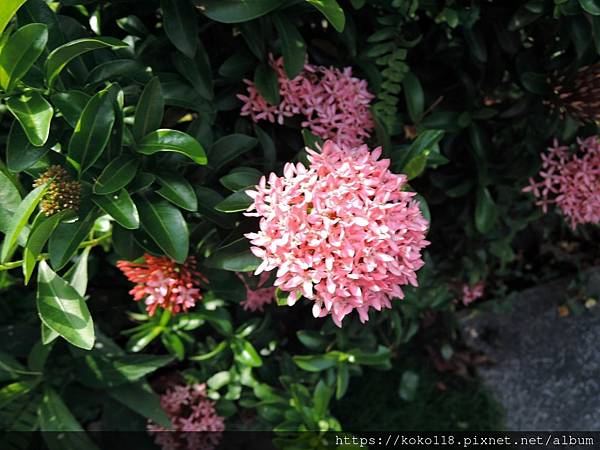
273 15 306 78
136 129 206 165
0 23 48 92
93 155 139 194
6 92 53 146
48 209 97 270
156 174 197 211
6 121 50 172
93 189 139 230
209 134 257 171
160 0 198 58
50 90 90 128
133 76 164 142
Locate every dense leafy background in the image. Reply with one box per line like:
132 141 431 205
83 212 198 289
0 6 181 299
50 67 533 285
0 0 599 448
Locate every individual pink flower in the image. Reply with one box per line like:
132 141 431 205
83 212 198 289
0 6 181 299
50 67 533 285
461 281 485 306
238 55 374 148
237 272 275 312
117 254 206 316
147 383 225 450
244 141 430 327
523 137 600 229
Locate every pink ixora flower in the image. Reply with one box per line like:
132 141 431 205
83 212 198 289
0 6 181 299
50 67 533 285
237 272 275 312
238 55 374 148
147 383 225 450
461 281 485 306
117 254 206 316
244 140 430 327
523 137 600 229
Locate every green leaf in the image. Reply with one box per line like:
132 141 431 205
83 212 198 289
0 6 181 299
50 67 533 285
215 190 252 213
45 37 128 88
36 260 95 350
348 346 391 366
66 246 90 297
403 72 424 123
0 182 49 263
48 209 97 271
0 0 27 35
160 0 198 58
6 92 53 146
336 364 349 399
23 210 72 284
0 381 36 409
580 0 600 15
133 76 164 142
220 167 262 191
42 324 59 345
195 306 233 336
307 0 345 32
273 15 306 78
136 129 207 165
204 238 260 272
6 120 50 172
172 43 213 100
398 370 419 401
195 187 236 228
112 225 143 260
135 195 189 263
190 340 228 361
231 338 262 367
207 370 231 390
107 382 171 428
51 90 90 128
209 134 258 171
474 186 497 234
296 330 328 351
0 169 21 235
293 353 339 372
0 23 48 92
254 62 280 106
93 189 139 230
39 387 98 450
68 88 115 173
196 0 281 23
403 152 428 180
313 379 333 417
93 155 139 195
156 173 198 211
77 354 174 388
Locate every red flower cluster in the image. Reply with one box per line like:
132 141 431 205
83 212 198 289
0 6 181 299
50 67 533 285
117 254 205 316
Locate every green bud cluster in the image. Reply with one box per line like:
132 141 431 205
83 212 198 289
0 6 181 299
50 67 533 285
33 165 81 216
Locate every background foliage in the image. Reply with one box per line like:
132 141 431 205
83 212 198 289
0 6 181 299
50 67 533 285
0 0 599 448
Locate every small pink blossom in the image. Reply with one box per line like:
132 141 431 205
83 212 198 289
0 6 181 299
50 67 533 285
238 55 374 148
147 383 225 450
523 137 600 229
117 255 206 316
238 272 275 312
462 281 485 306
244 141 430 327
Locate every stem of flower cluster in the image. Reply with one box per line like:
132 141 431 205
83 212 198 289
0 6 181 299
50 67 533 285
0 233 111 272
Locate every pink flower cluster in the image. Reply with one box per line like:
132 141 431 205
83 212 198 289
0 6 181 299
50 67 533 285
147 383 225 450
238 55 374 148
117 255 205 316
461 281 485 306
245 141 430 327
238 272 275 312
523 137 600 229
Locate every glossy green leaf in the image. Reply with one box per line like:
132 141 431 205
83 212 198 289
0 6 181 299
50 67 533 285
403 153 428 180
204 238 260 272
209 134 257 171
93 155 139 195
0 0 27 35
580 0 600 15
273 15 306 78
108 382 171 428
231 338 262 367
85 59 147 85
48 209 97 271
136 129 207 165
68 89 116 173
160 0 198 58
0 182 48 263
6 120 50 172
135 195 188 263
0 170 21 235
307 0 345 32
6 92 53 146
195 187 236 228
0 23 48 92
45 37 127 87
23 210 72 284
336 364 349 399
253 63 280 106
51 90 90 128
474 187 497 234
196 0 281 23
111 224 144 261
36 260 94 350
77 354 174 388
403 72 424 123
133 76 164 142
93 189 139 230
66 246 90 297
195 306 233 336
156 173 198 211
172 43 213 100
214 190 252 213
293 353 339 372
219 167 262 191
